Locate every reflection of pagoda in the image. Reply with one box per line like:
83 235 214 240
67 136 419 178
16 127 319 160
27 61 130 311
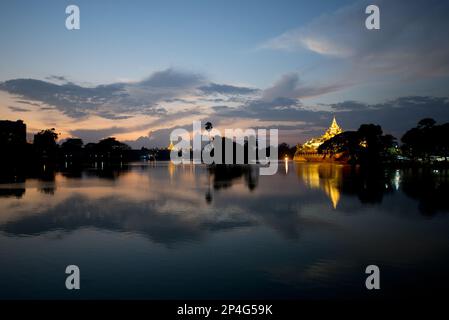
294 117 343 161
295 163 341 209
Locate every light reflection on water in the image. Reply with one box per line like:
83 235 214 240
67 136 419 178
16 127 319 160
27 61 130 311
0 162 448 299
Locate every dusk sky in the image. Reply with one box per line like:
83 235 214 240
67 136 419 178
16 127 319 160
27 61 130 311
1 0 449 148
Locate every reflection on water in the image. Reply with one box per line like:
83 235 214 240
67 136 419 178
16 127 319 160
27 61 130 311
296 163 342 209
0 162 449 299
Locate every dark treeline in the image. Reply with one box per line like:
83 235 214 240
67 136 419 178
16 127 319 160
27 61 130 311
1 126 139 166
0 119 294 171
0 121 157 183
2 117 448 170
401 118 449 162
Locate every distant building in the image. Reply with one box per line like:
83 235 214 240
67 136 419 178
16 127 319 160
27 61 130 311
0 120 27 146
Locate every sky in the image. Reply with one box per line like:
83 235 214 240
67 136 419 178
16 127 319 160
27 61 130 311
0 0 449 148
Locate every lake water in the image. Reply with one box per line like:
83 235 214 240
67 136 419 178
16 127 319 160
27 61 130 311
0 161 448 299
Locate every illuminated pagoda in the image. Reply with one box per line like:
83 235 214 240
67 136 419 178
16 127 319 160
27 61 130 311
167 140 176 151
294 116 343 161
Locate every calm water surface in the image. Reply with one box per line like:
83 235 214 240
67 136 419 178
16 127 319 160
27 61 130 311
0 161 448 299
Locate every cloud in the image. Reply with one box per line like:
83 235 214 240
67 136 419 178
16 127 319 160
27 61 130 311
45 75 69 83
123 124 197 149
69 126 131 142
199 83 259 95
122 136 154 149
0 69 206 120
210 73 345 122
138 68 204 88
67 108 203 143
8 106 30 112
262 0 449 78
214 97 305 121
0 78 129 118
94 111 135 120
329 100 370 111
16 100 41 107
0 68 264 124
262 73 345 101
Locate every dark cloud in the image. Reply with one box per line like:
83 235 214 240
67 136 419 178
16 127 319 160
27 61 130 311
0 78 128 118
211 105 231 112
329 101 370 111
199 83 259 95
16 100 41 107
138 68 204 88
94 112 135 120
120 123 220 149
147 125 193 148
262 73 346 100
8 106 30 112
67 108 202 144
122 136 154 149
163 98 196 104
45 75 69 83
214 97 308 122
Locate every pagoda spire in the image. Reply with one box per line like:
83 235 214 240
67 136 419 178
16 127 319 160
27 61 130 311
330 116 341 130
322 115 342 139
331 115 338 128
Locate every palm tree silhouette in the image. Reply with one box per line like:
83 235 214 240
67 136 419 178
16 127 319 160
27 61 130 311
205 121 213 141
204 121 214 153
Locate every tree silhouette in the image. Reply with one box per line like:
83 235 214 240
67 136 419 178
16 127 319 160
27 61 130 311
97 137 131 151
34 128 58 149
33 128 59 160
402 118 449 161
61 138 83 151
418 118 436 129
319 124 397 165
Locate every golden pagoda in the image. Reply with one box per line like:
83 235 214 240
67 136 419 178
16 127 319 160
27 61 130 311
167 140 176 151
294 116 343 157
